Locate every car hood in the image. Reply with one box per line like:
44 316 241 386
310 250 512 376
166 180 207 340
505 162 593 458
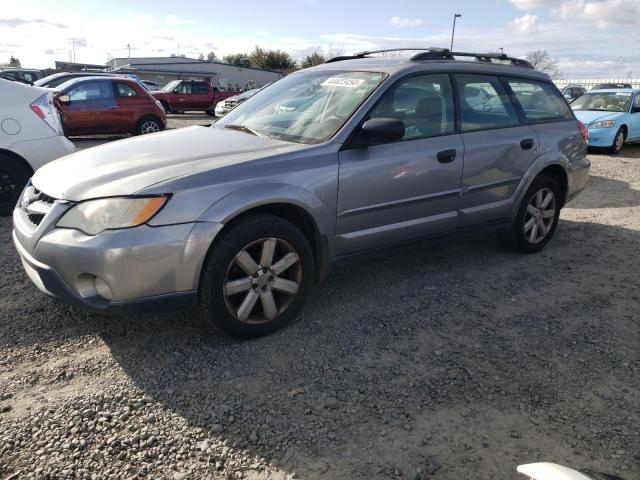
32 126 305 201
573 110 624 125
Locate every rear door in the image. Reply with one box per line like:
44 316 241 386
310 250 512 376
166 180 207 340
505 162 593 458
191 82 211 109
59 80 117 135
336 73 464 254
454 73 538 227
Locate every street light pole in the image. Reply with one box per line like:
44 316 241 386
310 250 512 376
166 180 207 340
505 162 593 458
450 14 461 51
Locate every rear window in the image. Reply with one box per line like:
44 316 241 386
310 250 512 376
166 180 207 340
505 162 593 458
507 79 573 121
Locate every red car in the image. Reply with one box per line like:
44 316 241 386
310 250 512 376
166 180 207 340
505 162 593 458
150 80 237 116
54 77 167 136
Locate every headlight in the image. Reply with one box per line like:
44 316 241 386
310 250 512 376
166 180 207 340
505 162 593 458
589 120 616 129
57 196 168 235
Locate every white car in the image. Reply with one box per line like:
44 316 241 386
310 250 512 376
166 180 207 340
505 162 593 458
0 78 75 216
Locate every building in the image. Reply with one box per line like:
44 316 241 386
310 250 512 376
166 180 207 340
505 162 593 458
106 56 283 91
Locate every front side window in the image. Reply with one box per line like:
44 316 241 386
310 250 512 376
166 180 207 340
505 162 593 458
23 72 36 82
176 82 192 94
162 80 181 92
369 73 454 140
115 83 138 97
66 80 113 101
507 79 573 121
217 70 387 144
455 74 519 132
571 92 632 113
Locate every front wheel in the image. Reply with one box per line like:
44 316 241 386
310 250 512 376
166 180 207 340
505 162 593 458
205 110 215 117
199 214 314 338
609 128 626 154
498 174 561 253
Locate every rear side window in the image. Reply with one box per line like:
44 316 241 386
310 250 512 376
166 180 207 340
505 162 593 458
192 83 209 94
507 79 573 121
115 83 138 97
455 74 519 132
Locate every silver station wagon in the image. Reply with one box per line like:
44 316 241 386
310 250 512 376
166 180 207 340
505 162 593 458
13 48 590 337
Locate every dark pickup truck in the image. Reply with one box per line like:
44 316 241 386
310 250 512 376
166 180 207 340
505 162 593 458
150 80 237 116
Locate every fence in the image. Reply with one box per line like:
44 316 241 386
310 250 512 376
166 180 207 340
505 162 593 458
554 78 640 89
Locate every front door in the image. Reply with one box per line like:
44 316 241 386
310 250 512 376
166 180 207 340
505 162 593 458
59 79 117 135
336 73 464 254
173 81 192 110
628 94 640 140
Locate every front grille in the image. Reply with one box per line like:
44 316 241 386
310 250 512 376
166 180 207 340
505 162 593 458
21 187 57 227
225 100 238 108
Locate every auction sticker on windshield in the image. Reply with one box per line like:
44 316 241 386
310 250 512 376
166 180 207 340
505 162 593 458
321 77 365 88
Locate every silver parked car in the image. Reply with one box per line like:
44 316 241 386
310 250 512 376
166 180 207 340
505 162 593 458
13 48 590 337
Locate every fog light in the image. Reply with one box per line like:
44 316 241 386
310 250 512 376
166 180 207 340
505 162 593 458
93 277 113 301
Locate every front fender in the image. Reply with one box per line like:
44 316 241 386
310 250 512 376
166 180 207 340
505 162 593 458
198 182 334 240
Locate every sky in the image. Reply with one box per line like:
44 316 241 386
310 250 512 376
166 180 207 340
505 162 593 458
2 0 640 79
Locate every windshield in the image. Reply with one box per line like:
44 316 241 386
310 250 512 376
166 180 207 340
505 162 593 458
571 92 632 112
162 80 181 92
216 70 387 144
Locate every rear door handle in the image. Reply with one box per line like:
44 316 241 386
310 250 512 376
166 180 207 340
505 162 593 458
107 105 119 110
437 149 457 163
520 138 535 150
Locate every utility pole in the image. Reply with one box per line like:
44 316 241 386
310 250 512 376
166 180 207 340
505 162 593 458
71 38 76 62
127 43 131 65
450 14 461 51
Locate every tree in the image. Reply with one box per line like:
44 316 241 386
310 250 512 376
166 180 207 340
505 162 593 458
525 50 561 79
300 52 326 69
222 53 251 67
249 46 296 71
206 52 217 62
198 53 205 60
9 56 20 67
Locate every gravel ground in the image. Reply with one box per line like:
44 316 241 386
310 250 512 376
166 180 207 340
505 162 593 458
1 120 639 479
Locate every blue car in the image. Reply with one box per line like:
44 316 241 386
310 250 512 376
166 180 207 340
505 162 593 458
572 89 640 154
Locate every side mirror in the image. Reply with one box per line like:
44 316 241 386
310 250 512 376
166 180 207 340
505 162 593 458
359 118 405 146
58 95 71 105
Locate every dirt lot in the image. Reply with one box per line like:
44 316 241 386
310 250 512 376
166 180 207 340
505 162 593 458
1 118 639 480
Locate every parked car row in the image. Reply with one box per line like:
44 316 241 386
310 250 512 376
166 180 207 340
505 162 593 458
150 80 237 115
10 48 590 338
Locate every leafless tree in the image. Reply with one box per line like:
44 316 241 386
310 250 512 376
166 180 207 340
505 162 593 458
525 50 562 79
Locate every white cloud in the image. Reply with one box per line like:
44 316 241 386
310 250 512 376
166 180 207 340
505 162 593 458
510 14 539 34
389 16 424 28
509 0 555 10
164 15 195 26
555 0 640 28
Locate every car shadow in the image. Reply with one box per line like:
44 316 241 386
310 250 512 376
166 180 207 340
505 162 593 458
3 218 636 477
568 174 640 209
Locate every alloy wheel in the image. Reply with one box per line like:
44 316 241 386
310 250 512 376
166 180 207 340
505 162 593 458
614 131 625 152
141 120 160 134
523 187 556 244
223 237 302 324
0 169 15 203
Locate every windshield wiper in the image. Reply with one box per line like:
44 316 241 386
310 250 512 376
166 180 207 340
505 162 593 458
224 124 262 137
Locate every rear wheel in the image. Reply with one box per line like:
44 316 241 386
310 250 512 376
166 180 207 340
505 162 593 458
199 214 314 338
136 116 162 135
0 154 31 217
160 101 171 113
609 127 626 154
498 174 561 253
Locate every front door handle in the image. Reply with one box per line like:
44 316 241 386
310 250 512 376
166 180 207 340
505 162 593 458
437 149 457 163
520 138 535 150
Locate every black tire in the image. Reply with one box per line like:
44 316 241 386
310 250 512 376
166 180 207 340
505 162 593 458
205 110 215 117
199 214 314 338
160 101 171 113
498 174 561 253
609 127 626 154
0 154 31 217
136 116 162 135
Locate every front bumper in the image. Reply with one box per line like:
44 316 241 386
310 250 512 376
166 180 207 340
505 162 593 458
13 205 223 314
586 127 617 147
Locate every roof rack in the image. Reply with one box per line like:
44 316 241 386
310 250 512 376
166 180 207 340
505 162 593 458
326 47 534 69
